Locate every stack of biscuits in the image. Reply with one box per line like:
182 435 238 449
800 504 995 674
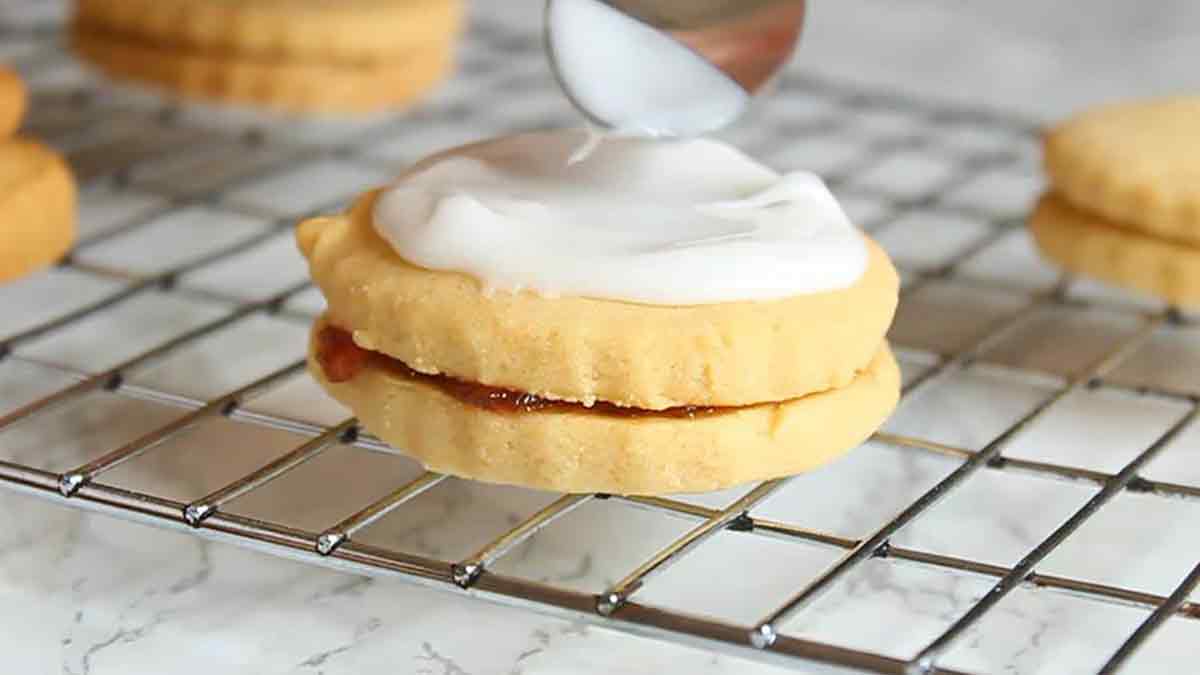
70 0 465 113
1032 97 1200 308
297 185 901 496
0 66 76 284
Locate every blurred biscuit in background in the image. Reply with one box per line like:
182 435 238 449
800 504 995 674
70 0 465 114
1032 96 1200 307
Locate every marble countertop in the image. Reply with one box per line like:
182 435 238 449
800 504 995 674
1 1 1199 674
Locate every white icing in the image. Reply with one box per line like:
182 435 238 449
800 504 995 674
372 130 868 306
546 0 748 137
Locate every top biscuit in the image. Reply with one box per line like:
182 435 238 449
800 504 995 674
297 191 899 411
0 66 27 138
1044 96 1200 245
73 0 462 63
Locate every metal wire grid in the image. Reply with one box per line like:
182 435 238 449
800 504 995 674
2 7 1199 675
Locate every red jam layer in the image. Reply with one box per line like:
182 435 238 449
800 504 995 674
316 325 730 419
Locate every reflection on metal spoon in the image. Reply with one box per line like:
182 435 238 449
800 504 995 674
545 0 806 138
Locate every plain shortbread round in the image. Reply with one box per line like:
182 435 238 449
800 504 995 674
309 316 900 495
71 27 455 113
1044 96 1200 245
1030 193 1200 309
0 138 77 283
297 190 900 410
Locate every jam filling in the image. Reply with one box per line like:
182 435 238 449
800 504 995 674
316 325 730 419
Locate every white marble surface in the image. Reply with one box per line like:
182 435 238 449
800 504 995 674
1 1 1199 674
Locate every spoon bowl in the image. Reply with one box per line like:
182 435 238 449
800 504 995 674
545 0 806 137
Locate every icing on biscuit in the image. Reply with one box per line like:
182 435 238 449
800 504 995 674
373 130 866 305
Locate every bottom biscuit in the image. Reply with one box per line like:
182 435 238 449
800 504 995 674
308 317 900 495
72 27 454 113
0 138 76 284
1030 193 1200 308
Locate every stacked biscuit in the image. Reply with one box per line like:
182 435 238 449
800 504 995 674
71 0 464 113
297 188 900 496
1032 97 1200 308
0 66 76 284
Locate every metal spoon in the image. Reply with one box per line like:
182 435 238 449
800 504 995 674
545 0 806 137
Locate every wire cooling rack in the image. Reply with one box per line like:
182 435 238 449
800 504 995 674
2 3 1199 674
